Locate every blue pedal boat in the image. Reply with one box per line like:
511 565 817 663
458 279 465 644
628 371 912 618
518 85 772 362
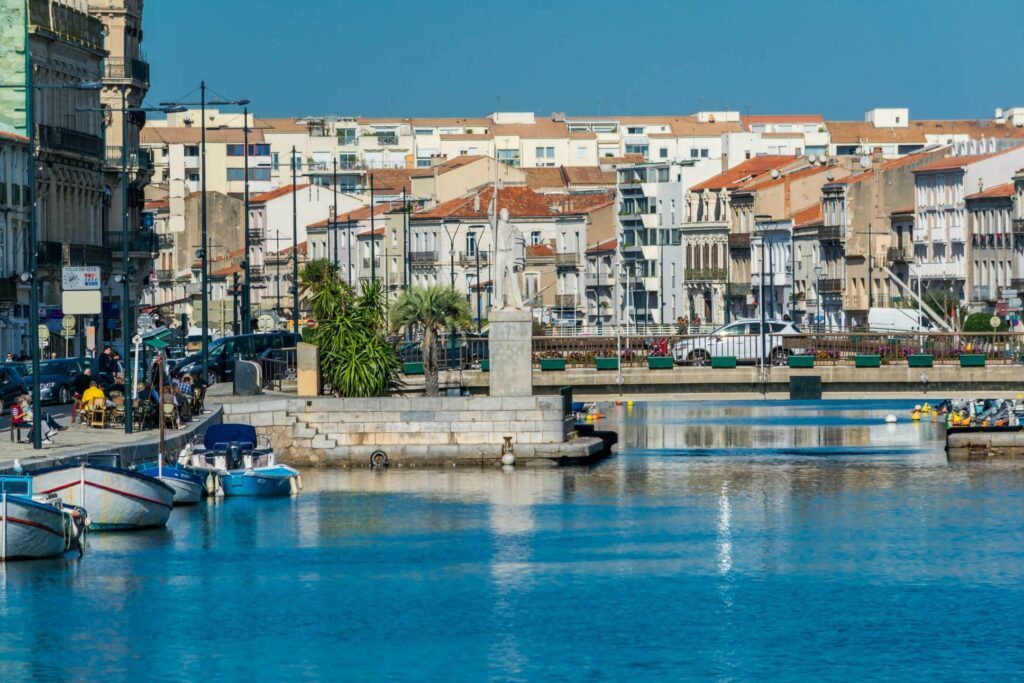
197 424 302 497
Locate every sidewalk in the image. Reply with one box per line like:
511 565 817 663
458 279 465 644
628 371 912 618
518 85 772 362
0 407 222 473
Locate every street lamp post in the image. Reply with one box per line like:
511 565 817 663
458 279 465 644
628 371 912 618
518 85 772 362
756 215 771 368
331 157 338 270
813 265 823 333
160 85 249 386
2 75 103 449
369 174 377 284
241 106 251 334
291 146 298 333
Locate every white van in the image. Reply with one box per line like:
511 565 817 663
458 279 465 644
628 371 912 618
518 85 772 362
868 307 933 332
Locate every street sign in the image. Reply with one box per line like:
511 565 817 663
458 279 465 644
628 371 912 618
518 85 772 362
990 315 1001 330
132 334 143 345
305 318 317 328
37 324 50 342
62 290 102 315
61 266 101 291
137 314 155 333
61 314 76 332
258 314 274 331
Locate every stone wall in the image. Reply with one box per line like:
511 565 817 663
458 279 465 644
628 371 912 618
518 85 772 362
217 395 607 468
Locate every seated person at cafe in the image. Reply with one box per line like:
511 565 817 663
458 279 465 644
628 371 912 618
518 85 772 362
73 367 93 396
82 380 105 406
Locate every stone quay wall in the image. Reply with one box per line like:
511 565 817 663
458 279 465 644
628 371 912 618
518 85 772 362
947 426 1024 461
217 395 605 468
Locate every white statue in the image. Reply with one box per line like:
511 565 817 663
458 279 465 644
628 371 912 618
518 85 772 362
493 207 526 310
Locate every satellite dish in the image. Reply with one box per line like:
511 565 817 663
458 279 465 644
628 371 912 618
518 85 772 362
807 154 817 164
770 169 780 179
859 155 871 170
826 172 835 181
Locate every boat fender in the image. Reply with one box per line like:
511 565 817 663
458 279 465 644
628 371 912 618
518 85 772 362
370 450 389 468
296 475 303 491
205 474 216 496
289 477 298 495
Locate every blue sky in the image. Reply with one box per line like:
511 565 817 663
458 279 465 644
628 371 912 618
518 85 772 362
146 0 1022 120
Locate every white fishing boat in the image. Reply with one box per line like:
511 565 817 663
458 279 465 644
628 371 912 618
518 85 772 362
0 476 89 561
32 464 174 530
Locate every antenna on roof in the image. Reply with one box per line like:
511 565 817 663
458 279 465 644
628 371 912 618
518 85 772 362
770 169 780 179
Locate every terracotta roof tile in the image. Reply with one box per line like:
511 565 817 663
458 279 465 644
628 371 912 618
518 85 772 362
912 147 1020 173
791 203 823 227
414 186 613 220
141 127 265 145
737 163 836 192
965 182 1015 200
585 238 617 253
367 168 413 194
0 130 29 143
526 244 555 257
306 202 396 228
249 183 311 204
690 156 798 191
826 119 1023 144
408 155 485 178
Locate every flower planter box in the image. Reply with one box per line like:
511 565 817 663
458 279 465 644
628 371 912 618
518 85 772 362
710 356 737 369
595 357 619 371
480 359 489 372
907 354 933 368
959 354 986 368
403 362 424 375
648 356 674 370
788 355 815 368
855 354 881 368
540 358 567 371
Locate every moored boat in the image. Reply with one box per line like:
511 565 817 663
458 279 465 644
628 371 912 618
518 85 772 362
32 464 174 530
195 424 302 498
0 476 88 561
136 462 205 506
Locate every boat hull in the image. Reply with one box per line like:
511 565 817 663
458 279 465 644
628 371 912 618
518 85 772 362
0 494 69 561
32 465 174 530
138 465 205 506
221 467 297 497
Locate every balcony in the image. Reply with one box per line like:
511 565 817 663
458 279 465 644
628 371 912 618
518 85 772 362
103 57 151 86
727 282 749 298
458 250 489 267
886 246 912 264
1014 218 1024 236
156 269 174 284
247 228 264 243
106 231 158 256
362 257 381 270
554 252 580 267
37 125 103 158
36 241 110 270
157 233 174 250
819 278 843 294
751 272 791 288
29 0 105 50
684 267 726 282
409 251 438 265
364 134 399 146
972 286 994 301
728 233 751 249
554 294 578 308
104 146 153 171
913 262 965 280
585 272 614 288
818 225 845 242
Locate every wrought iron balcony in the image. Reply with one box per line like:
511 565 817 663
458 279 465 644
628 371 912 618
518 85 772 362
684 267 726 282
819 225 845 242
554 294 578 308
362 257 381 270
886 246 912 264
103 57 150 86
157 233 174 250
106 231 158 255
409 251 438 264
155 269 174 283
819 278 843 293
728 233 751 248
37 125 103 158
104 146 154 170
1014 218 1024 235
726 282 749 297
458 250 489 266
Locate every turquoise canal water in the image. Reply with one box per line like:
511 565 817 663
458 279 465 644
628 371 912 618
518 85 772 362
2 400 1024 681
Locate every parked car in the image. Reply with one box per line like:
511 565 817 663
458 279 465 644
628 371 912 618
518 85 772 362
25 357 91 404
0 366 29 413
672 319 804 366
1 361 28 378
173 332 301 383
397 333 489 370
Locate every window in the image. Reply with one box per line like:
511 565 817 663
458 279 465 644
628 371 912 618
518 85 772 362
497 149 520 167
627 127 643 135
625 144 648 157
530 231 542 245
700 149 709 158
184 145 199 156
414 128 433 136
227 168 270 181
338 129 356 145
577 146 587 160
226 144 270 156
466 231 477 255
535 146 554 159
271 152 279 170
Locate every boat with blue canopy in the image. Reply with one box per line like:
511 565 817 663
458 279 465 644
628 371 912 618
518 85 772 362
186 423 302 497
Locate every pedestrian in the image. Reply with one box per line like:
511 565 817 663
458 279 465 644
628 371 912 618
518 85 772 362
4 353 12 362
17 393 65 444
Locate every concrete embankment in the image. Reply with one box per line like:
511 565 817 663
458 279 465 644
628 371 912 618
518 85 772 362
947 426 1024 461
0 407 223 474
216 394 613 468
410 364 1024 396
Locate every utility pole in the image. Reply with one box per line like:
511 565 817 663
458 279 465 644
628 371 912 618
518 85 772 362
241 105 251 334
369 174 376 284
291 146 298 332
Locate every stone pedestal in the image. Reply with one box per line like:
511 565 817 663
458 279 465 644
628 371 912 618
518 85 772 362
488 308 533 397
296 342 321 397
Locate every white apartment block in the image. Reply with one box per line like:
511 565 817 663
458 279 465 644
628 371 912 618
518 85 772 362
911 143 1024 301
0 133 30 356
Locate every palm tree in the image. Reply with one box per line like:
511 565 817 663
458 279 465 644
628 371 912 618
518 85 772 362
391 285 471 396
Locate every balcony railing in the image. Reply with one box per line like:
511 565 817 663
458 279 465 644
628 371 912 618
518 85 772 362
972 286 994 301
362 257 381 270
409 251 438 264
728 233 751 248
819 278 843 293
886 246 912 264
36 241 110 269
819 225 845 242
106 231 158 255
458 251 489 266
727 282 749 297
584 272 614 288
157 233 174 250
29 0 104 50
554 294 578 308
684 267 726 282
1013 218 1024 235
155 269 174 283
37 125 103 158
554 252 580 267
103 57 150 85
104 146 153 170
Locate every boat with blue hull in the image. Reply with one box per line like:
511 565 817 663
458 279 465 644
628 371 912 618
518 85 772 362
189 423 302 497
0 476 88 561
31 464 174 530
135 463 205 506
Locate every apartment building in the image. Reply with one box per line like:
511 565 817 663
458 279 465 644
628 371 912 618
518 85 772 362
306 203 396 288
409 185 614 326
0 132 29 355
911 143 1024 304
965 183 1015 312
684 156 804 326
